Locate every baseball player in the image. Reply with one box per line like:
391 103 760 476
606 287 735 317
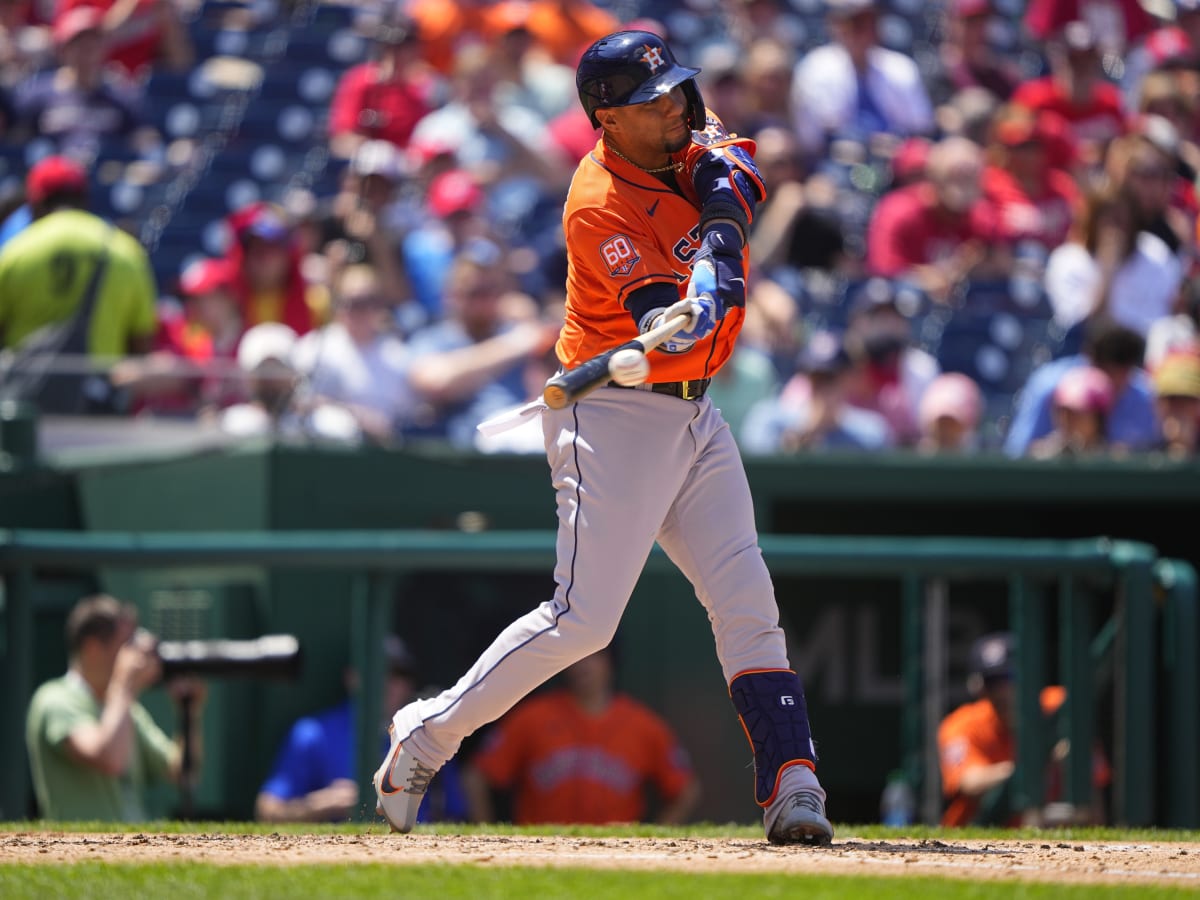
375 30 834 845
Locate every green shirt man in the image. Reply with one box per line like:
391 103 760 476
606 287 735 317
26 672 176 821
23 593 203 823
0 208 158 357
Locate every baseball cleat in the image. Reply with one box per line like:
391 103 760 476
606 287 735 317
767 790 834 846
373 725 436 834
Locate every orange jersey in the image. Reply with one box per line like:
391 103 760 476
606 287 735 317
469 690 694 825
937 688 1110 827
556 115 755 384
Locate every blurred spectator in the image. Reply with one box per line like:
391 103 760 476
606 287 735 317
485 17 575 121
10 5 154 160
1044 182 1183 337
1122 10 1200 114
327 12 437 161
935 84 1004 148
408 43 571 195
932 0 1020 104
256 634 468 824
983 104 1080 253
0 0 52 90
790 0 934 162
1011 21 1126 176
0 155 156 408
696 44 756 140
1005 317 1158 455
1145 273 1200 368
490 0 619 68
916 371 985 454
110 256 245 417
1023 0 1154 55
225 201 327 337
1151 346 1200 456
1028 364 1116 457
749 124 846 275
56 0 195 83
25 593 206 822
218 321 361 445
938 631 1110 827
403 244 559 447
1134 71 1200 191
740 37 797 135
865 136 1005 302
462 646 700 826
740 329 893 454
292 264 417 447
316 139 416 326
841 277 941 446
400 168 495 322
725 0 808 49
705 337 781 448
405 0 509 76
1105 117 1194 261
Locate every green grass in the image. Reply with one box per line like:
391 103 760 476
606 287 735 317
0 864 1192 900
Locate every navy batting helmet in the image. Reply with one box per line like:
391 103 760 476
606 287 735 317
576 31 705 129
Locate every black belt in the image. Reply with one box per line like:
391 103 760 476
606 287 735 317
615 378 711 400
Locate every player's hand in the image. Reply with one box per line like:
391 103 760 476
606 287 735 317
662 287 721 344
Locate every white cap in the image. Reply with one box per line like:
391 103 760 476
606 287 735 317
237 322 299 371
352 139 409 180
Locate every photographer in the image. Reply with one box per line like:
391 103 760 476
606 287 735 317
25 594 205 821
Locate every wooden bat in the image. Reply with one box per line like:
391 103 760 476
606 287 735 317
542 312 692 410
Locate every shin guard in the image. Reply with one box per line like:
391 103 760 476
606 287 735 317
729 669 817 807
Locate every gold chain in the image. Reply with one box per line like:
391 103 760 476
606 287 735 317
605 141 682 174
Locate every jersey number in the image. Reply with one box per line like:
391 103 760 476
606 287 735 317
49 250 104 295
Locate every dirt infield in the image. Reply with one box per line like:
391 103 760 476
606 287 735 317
3 831 1199 886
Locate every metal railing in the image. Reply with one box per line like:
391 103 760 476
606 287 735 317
1 529 1194 826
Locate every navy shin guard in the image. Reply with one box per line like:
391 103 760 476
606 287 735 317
729 669 817 807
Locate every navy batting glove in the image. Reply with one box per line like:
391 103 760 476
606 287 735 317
691 222 747 308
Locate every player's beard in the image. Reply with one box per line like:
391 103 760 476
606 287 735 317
664 124 691 155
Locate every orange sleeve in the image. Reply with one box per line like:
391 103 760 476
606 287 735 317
938 708 998 798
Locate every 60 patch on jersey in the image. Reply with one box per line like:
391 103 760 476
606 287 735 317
600 234 640 277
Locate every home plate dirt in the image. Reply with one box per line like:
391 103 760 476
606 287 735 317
3 832 1200 886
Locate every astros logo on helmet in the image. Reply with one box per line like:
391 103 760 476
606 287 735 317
641 45 665 71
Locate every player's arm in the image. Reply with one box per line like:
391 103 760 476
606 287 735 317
671 120 766 340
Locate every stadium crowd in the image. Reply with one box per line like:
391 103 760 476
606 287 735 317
0 0 1198 459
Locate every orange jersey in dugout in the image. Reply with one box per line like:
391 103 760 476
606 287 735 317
556 114 758 384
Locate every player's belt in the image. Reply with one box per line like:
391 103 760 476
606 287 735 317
616 378 711 400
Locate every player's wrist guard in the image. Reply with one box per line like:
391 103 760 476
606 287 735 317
691 145 765 235
693 221 747 308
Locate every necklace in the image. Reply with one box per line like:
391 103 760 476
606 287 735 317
605 141 682 174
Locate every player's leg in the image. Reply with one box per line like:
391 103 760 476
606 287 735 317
377 390 694 831
655 398 832 844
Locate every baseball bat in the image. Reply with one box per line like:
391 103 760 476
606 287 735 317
542 312 692 409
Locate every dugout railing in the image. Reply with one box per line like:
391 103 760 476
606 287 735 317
0 530 1195 827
